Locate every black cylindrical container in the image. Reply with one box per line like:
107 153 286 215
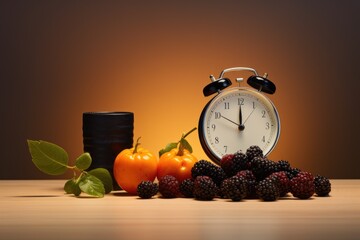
82 112 134 189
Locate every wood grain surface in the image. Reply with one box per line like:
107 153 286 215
0 180 359 240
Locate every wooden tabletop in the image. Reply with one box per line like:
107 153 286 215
0 179 359 240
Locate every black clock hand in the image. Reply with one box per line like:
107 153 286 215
221 115 240 127
238 104 245 131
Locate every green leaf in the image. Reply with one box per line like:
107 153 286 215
180 139 193 153
78 174 105 197
159 142 178 157
88 168 113 194
64 179 81 196
27 140 69 175
75 152 92 170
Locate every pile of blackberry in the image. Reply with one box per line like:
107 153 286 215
135 145 332 202
218 145 332 201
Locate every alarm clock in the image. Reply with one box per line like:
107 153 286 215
198 67 280 165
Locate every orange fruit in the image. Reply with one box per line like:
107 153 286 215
157 148 198 183
113 138 158 194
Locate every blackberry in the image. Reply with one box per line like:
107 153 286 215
285 167 301 179
256 177 280 201
159 175 179 198
290 171 314 199
220 176 247 201
246 145 263 161
236 170 257 198
137 181 158 199
191 160 212 178
192 160 226 186
269 171 290 197
233 151 250 170
219 178 232 199
314 175 331 196
193 176 218 200
277 160 291 171
179 178 194 198
251 157 276 180
211 165 227 186
221 152 249 177
220 154 236 176
236 169 255 180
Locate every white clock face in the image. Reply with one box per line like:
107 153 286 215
200 87 280 162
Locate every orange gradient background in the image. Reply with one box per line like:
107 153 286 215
1 1 359 179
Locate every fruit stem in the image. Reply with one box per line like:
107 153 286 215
178 144 185 156
177 127 197 156
133 137 141 154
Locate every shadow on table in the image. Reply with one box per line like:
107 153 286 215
11 195 61 198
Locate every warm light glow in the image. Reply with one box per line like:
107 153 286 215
2 1 359 179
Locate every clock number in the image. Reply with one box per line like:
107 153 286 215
211 124 216 131
262 110 266 118
215 137 219 144
265 122 270 130
262 136 265 143
215 112 221 119
253 101 256 109
224 102 230 109
224 145 228 153
238 98 244 105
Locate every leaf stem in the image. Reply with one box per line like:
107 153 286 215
182 127 197 139
75 172 85 184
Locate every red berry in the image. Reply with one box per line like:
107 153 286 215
290 171 314 199
159 175 179 198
